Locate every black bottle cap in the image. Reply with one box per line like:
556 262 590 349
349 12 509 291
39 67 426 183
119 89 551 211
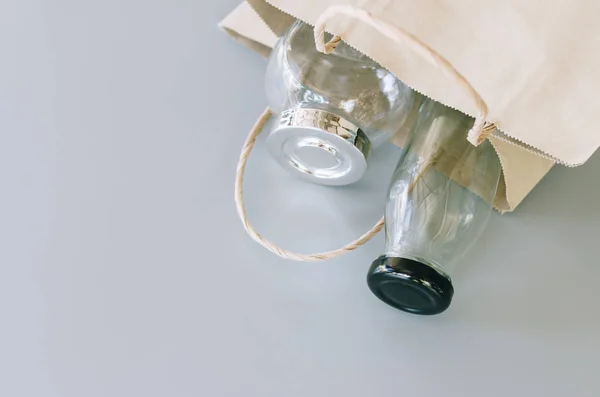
367 256 454 315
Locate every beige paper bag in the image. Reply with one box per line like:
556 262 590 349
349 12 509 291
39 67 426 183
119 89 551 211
221 2 556 213
258 0 600 166
218 2 277 57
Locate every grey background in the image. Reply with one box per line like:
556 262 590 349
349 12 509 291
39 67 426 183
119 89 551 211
1 1 599 396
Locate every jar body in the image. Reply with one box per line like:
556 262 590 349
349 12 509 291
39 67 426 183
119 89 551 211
265 21 416 185
367 98 501 315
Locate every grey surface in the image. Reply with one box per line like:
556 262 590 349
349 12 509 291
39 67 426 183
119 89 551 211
1 1 599 396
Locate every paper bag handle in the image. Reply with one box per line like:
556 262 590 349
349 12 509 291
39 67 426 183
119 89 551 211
235 7 494 261
234 108 384 262
314 4 494 146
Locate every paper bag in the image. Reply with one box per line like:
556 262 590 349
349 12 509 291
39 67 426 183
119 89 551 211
218 2 278 58
220 2 557 212
256 0 600 166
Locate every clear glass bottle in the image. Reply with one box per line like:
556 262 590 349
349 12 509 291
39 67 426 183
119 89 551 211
265 21 416 185
366 98 502 315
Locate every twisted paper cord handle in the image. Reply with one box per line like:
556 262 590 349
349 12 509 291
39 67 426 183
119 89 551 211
314 4 494 146
236 5 494 261
234 108 384 262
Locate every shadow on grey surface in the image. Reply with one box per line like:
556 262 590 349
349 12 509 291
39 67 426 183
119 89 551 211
512 151 600 219
241 116 600 335
441 153 600 333
241 137 402 254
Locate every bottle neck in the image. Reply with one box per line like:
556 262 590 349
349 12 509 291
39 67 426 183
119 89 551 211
383 251 451 279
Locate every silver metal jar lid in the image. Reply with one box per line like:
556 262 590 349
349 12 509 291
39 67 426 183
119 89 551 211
266 108 372 186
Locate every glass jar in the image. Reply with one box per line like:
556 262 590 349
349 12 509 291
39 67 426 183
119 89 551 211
265 20 416 185
366 98 502 315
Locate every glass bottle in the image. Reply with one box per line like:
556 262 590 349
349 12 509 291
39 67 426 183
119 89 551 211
265 20 416 185
366 98 502 315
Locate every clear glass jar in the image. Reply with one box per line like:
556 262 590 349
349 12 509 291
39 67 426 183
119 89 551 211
366 98 502 315
265 21 416 185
